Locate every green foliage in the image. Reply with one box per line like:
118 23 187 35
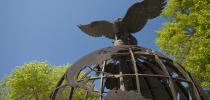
156 0 210 96
0 61 68 100
55 72 98 100
0 62 98 100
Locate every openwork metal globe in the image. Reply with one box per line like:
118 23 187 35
50 45 207 100
50 1 208 99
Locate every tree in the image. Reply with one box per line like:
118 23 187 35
0 62 98 100
0 61 68 100
156 0 210 96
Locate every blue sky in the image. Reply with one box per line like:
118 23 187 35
0 0 167 78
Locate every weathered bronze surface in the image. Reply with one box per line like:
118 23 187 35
78 0 166 45
50 0 208 100
50 46 208 100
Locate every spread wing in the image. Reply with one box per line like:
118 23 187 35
122 0 167 33
78 20 117 39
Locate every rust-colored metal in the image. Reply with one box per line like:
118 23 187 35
129 48 141 93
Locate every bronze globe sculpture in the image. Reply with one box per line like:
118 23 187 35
50 0 208 100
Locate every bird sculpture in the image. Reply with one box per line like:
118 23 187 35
51 0 209 100
78 0 167 45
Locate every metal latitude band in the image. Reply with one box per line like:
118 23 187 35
49 0 206 99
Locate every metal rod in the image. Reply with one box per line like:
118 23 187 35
50 74 65 100
78 74 171 81
172 62 201 99
119 58 126 91
129 48 141 93
99 61 106 100
81 69 93 80
68 87 75 100
188 74 205 100
155 55 177 100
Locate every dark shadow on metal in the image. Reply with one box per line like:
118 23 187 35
50 0 208 99
50 46 208 100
